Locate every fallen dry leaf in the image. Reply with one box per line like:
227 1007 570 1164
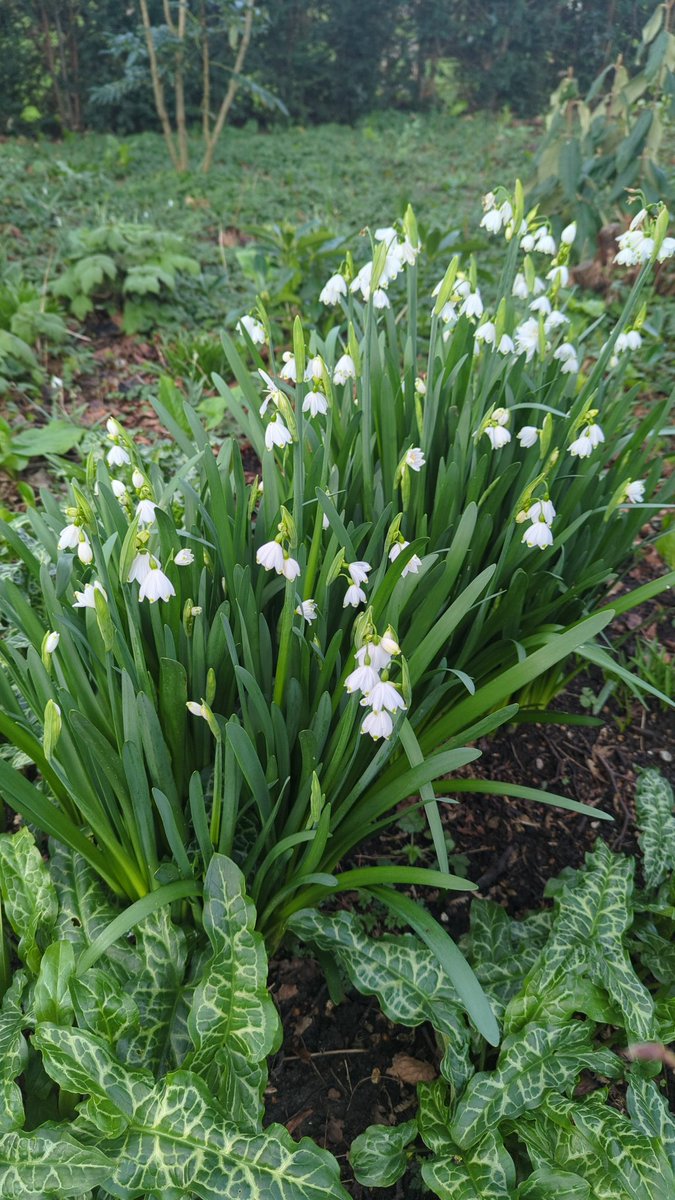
387 1053 436 1084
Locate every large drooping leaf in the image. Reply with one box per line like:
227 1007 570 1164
185 855 281 1129
422 1130 516 1200
0 827 57 972
49 843 127 981
31 1025 349 1200
627 1075 675 1173
635 770 675 890
465 901 551 1017
505 841 655 1041
70 969 139 1046
517 1093 675 1200
349 1119 417 1187
0 1128 113 1198
290 909 472 1089
117 905 187 1074
450 1022 609 1150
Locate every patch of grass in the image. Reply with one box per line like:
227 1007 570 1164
0 113 535 322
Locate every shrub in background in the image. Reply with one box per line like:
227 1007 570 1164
531 2 675 255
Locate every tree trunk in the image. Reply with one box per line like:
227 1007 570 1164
200 0 254 173
138 0 179 169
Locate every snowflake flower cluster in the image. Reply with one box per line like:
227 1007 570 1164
345 631 406 741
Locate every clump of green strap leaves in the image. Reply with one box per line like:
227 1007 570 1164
312 769 675 1198
531 0 675 255
0 186 673 1046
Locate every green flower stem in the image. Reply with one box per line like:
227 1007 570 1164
361 297 375 519
272 578 297 709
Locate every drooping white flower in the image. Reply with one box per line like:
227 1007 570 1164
58 523 82 551
106 417 123 438
136 499 158 527
77 538 93 565
379 632 400 656
344 583 367 608
485 425 511 449
296 599 318 622
569 433 593 458
319 274 348 305
544 310 569 332
280 555 301 581
553 341 579 374
585 423 604 448
630 208 647 231
546 264 569 287
73 581 107 609
497 334 515 355
128 552 154 585
363 680 406 714
535 230 557 256
520 233 535 253
111 480 127 500
439 301 458 326
265 415 293 452
107 444 130 468
511 273 528 298
615 329 642 353
530 295 551 315
237 314 265 345
460 291 483 320
657 237 675 262
480 207 504 235
333 354 356 386
45 631 60 654
624 480 645 504
372 288 390 309
527 499 556 525
561 222 577 245
186 701 207 718
347 561 372 586
405 447 425 472
174 548 195 566
518 426 539 448
522 521 554 549
356 642 392 671
514 317 541 361
303 390 328 418
350 262 374 300
132 468 145 490
258 369 284 417
389 541 422 576
51 375 64 392
475 321 497 345
346 664 381 695
361 708 394 740
256 541 285 573
139 565 176 603
305 355 324 383
280 352 297 382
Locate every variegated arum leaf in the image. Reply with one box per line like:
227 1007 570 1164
635 770 675 890
450 1021 605 1150
31 1025 350 1200
516 1168 591 1198
117 904 187 1074
422 1130 516 1200
349 1119 417 1187
185 854 281 1130
505 841 655 1041
0 1128 112 1198
627 1075 675 1174
0 827 57 973
465 900 551 1017
517 1092 675 1200
289 909 472 1089
70 968 139 1046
